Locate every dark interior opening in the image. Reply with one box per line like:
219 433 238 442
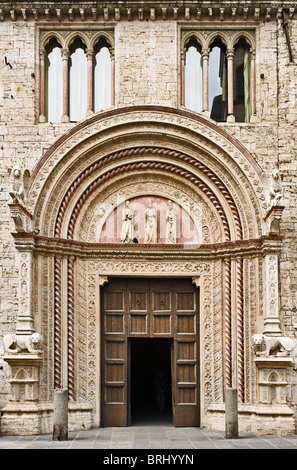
130 338 173 425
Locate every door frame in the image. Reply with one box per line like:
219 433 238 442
100 275 200 427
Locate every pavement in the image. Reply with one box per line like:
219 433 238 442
1 425 297 451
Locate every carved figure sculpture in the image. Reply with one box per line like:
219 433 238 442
144 198 157 243
120 200 134 243
268 163 283 208
9 166 30 205
252 333 294 357
3 332 43 354
166 200 177 243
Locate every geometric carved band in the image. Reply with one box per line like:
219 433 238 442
54 147 243 241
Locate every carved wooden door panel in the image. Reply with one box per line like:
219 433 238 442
101 278 128 426
172 279 200 426
101 278 199 427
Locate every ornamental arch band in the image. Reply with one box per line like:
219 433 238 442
3 106 292 434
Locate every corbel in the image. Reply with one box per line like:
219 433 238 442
185 7 190 20
162 7 167 20
56 8 62 22
150 8 155 20
265 8 271 21
0 8 4 21
126 8 132 21
115 7 120 21
197 8 201 21
103 7 109 21
91 7 97 21
80 8 85 21
220 8 225 21
32 8 38 21
138 8 143 21
208 8 213 19
21 8 27 21
68 8 73 21
231 7 237 21
10 9 16 21
44 8 51 21
173 7 178 20
254 7 260 21
243 7 248 21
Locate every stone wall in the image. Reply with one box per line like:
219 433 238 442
0 9 297 427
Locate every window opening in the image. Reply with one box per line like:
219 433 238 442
94 38 112 112
209 39 228 122
69 37 87 122
184 37 203 113
233 38 251 122
45 38 63 123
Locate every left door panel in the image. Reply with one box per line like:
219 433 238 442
101 279 128 426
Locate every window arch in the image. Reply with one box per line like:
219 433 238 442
184 37 203 113
69 37 88 122
44 37 63 123
209 38 228 122
93 37 112 112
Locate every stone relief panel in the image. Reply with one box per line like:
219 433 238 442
77 175 223 245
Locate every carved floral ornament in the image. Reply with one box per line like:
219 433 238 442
28 107 265 242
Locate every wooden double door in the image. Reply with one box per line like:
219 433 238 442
101 277 200 427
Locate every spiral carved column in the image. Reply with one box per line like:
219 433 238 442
236 258 244 402
224 259 232 389
67 257 75 400
54 257 62 389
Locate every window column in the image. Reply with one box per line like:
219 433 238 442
39 49 46 123
61 48 70 123
227 48 235 122
202 48 209 115
180 48 185 106
250 49 257 119
111 47 115 106
86 48 94 115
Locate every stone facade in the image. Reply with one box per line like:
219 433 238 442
0 1 297 435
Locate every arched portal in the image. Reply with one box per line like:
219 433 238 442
9 106 285 430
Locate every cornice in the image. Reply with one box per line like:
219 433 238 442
0 1 295 23
11 232 284 259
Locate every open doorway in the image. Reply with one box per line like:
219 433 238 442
130 338 173 425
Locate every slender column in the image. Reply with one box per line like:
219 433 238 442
251 50 256 117
236 257 244 403
264 254 281 336
224 259 232 389
111 49 115 106
86 48 93 115
227 49 235 122
67 257 75 400
181 49 185 106
39 49 46 123
54 257 62 389
202 49 209 114
61 48 69 122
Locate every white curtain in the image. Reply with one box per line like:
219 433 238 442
185 46 203 113
46 46 63 123
94 46 112 112
69 47 87 122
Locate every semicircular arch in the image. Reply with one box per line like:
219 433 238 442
28 106 264 243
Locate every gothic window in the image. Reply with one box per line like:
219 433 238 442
209 38 228 122
69 37 88 122
44 37 63 123
181 31 256 123
94 38 112 113
40 31 114 124
184 37 203 113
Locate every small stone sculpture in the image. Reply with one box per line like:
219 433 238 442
252 333 294 357
9 166 30 205
268 163 283 208
144 198 157 243
120 200 134 243
165 200 177 243
3 332 43 354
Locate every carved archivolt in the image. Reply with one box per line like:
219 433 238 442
29 107 264 241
